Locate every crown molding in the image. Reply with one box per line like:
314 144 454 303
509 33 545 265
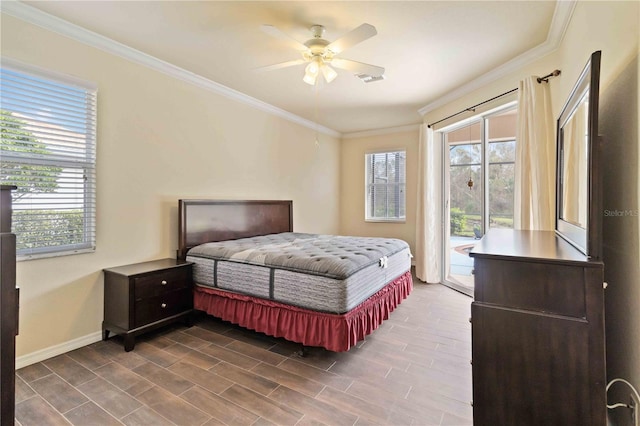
545 0 576 50
342 123 421 139
1 1 341 138
418 0 576 116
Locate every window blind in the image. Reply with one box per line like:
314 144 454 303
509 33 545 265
0 63 97 259
365 150 406 221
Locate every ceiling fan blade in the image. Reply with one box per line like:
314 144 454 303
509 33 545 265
331 58 384 77
327 23 377 54
255 59 307 72
260 24 308 51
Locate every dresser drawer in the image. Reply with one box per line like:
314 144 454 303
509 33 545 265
134 267 191 300
474 258 587 318
134 288 193 328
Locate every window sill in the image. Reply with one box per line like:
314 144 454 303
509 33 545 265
17 247 95 262
365 219 406 224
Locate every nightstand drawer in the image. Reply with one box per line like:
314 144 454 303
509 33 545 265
134 268 191 300
134 288 192 328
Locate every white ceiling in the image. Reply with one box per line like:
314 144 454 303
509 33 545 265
16 1 559 135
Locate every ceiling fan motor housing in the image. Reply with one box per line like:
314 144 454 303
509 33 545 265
304 26 332 57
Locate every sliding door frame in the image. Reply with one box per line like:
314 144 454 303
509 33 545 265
439 102 517 296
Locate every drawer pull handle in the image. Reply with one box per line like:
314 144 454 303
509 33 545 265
161 303 167 308
161 280 167 286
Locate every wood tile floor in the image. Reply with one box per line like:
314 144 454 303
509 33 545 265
15 278 473 426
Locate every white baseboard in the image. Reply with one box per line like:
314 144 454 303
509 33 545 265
16 331 103 370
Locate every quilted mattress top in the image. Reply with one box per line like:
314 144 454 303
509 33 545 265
186 232 409 280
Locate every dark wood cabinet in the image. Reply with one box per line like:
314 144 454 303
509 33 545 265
102 258 193 351
1 185 18 424
470 229 606 425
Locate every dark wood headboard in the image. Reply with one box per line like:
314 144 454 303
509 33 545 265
177 199 293 260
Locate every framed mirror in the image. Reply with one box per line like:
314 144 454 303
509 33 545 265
556 50 602 259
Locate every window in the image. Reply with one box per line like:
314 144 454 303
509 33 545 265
0 61 97 259
365 150 406 221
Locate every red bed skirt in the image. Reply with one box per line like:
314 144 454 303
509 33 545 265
193 270 413 352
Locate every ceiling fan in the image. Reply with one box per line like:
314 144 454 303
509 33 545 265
258 23 385 85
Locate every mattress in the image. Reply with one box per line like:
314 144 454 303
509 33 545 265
186 232 412 314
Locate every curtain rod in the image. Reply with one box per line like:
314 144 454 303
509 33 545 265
427 69 561 128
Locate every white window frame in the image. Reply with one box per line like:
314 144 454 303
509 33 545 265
364 149 406 222
439 101 517 295
1 58 97 260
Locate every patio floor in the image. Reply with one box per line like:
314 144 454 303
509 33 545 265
448 236 476 292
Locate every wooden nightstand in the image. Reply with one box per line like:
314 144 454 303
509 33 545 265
102 258 193 351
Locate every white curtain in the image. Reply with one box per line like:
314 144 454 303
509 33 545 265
415 124 442 283
514 76 556 230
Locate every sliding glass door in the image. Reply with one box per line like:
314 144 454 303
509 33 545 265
442 105 516 295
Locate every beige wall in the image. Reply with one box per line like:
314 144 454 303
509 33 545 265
1 14 341 361
596 4 640 424
339 129 419 254
600 51 639 426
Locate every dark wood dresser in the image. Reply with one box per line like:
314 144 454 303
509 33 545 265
1 185 18 424
102 258 193 351
469 229 606 425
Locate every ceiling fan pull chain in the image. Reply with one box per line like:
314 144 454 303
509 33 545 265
314 83 320 146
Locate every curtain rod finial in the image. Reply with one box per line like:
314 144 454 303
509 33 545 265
537 69 562 83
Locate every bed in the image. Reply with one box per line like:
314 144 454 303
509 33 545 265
177 199 413 352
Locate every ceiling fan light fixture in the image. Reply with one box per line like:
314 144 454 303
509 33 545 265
303 73 317 85
303 60 320 85
321 64 337 83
